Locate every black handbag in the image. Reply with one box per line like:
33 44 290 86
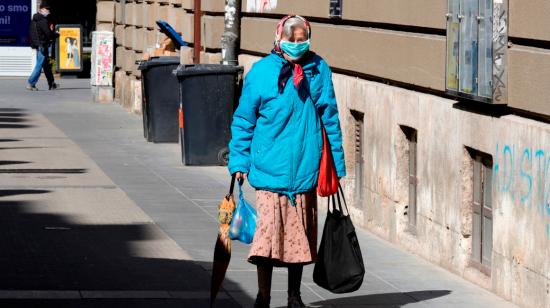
313 184 365 293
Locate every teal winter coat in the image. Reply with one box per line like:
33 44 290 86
228 53 346 201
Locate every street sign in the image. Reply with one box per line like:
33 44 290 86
0 0 36 77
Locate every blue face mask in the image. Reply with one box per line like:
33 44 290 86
280 40 310 60
40 11 50 17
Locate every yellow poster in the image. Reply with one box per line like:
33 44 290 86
57 26 82 71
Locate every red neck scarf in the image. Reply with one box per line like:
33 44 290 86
273 15 312 93
275 50 314 93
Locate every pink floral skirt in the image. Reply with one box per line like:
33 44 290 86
248 190 318 266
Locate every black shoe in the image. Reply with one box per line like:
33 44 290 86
49 83 58 90
287 295 306 308
254 294 270 308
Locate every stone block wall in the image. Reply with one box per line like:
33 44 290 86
238 53 550 308
103 0 224 114
96 2 550 307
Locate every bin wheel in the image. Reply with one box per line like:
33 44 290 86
218 147 230 166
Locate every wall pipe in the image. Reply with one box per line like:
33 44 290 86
193 0 202 64
221 0 241 65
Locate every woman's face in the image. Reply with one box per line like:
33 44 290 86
282 27 307 43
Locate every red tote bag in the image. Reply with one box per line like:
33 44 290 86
317 126 339 197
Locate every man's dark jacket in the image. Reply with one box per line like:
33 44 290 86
29 13 57 49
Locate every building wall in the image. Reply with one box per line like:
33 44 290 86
98 2 550 306
100 0 226 112
240 17 447 90
239 0 550 118
238 47 550 308
102 0 550 117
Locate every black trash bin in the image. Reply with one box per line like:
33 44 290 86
174 64 243 166
138 56 180 143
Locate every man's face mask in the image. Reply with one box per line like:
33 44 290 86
280 40 310 61
40 10 50 17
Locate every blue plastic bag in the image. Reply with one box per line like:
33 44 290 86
229 183 257 244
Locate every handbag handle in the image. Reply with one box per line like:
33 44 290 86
328 184 350 216
337 184 350 216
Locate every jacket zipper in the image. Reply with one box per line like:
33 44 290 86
289 93 295 195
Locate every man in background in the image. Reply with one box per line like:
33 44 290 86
27 2 58 91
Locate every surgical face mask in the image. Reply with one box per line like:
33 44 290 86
40 11 50 17
279 40 310 60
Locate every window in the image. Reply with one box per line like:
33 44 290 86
446 0 501 102
471 150 493 273
401 126 418 229
351 111 364 206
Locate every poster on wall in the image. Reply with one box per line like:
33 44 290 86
0 0 33 47
246 0 277 13
91 31 114 86
56 24 82 72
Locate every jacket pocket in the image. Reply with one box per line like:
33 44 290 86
252 136 287 177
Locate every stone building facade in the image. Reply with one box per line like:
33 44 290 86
97 1 550 307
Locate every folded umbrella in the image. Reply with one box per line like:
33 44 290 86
210 175 237 307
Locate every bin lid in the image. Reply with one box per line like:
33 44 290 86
173 64 244 78
138 56 181 70
156 20 188 50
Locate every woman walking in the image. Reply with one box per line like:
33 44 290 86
228 15 346 308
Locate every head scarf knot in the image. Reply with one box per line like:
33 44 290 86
273 15 312 93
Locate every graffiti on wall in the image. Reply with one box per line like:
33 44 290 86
492 0 508 104
246 0 277 13
494 143 550 238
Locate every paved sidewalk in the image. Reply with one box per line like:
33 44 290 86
0 79 518 307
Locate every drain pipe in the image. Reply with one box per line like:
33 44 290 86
193 0 202 64
221 0 241 65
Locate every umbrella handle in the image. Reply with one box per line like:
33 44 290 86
229 174 236 195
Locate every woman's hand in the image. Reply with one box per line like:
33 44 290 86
235 172 248 183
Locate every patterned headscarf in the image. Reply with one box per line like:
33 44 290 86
274 15 312 53
273 15 312 93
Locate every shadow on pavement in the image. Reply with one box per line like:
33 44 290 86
0 124 34 129
0 146 57 151
0 196 249 307
0 139 22 143
0 108 26 112
0 160 31 166
0 117 27 123
51 88 91 91
0 113 26 117
0 168 88 174
0 109 31 128
0 189 51 197
310 290 452 307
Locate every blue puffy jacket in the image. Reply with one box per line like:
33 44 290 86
228 53 346 202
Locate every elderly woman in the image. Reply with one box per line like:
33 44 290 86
228 15 346 308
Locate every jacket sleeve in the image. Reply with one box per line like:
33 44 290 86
228 66 261 175
316 61 346 177
38 19 57 42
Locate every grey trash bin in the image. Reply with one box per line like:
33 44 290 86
138 56 180 143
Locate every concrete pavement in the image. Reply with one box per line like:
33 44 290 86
0 78 518 307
